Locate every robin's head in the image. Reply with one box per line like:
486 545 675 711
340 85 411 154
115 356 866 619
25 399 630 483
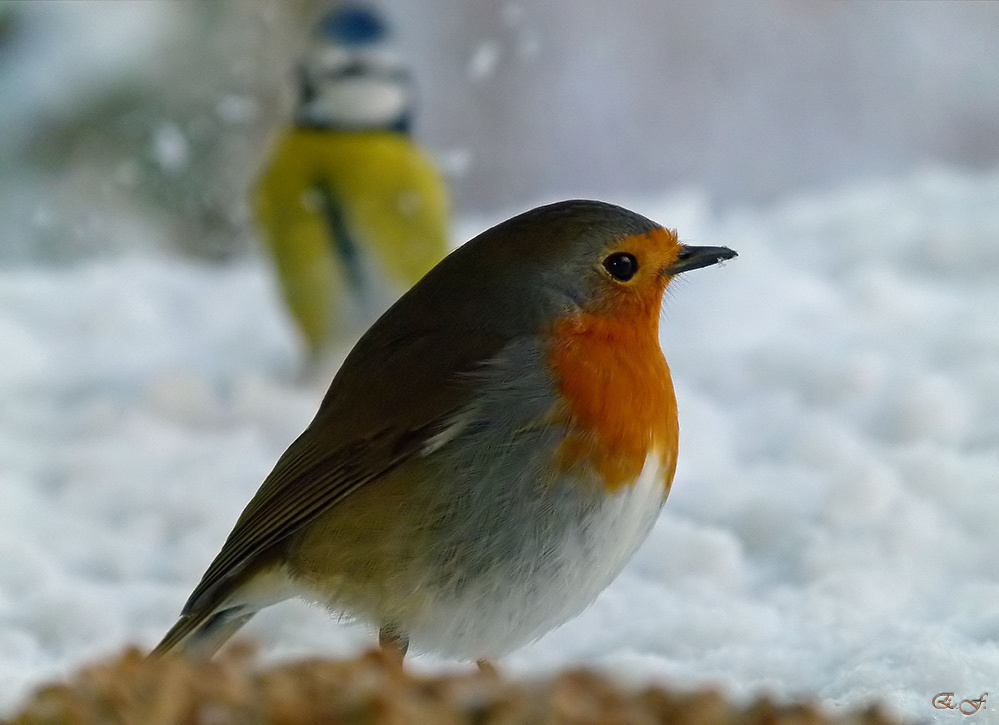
418 201 736 334
348 200 736 362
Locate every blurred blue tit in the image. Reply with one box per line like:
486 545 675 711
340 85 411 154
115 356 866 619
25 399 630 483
255 3 449 354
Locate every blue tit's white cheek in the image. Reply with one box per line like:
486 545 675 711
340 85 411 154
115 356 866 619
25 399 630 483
300 76 410 128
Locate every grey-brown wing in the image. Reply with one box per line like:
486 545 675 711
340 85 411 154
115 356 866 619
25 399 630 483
181 299 515 616
180 418 441 615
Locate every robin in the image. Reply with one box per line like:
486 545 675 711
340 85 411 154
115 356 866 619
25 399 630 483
153 200 736 661
255 3 449 355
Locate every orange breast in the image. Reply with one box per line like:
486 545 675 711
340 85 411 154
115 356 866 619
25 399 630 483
547 298 679 493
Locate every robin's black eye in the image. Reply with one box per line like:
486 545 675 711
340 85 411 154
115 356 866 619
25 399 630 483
603 252 638 281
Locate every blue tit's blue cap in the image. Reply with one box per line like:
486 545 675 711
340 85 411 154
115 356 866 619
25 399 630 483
316 4 390 46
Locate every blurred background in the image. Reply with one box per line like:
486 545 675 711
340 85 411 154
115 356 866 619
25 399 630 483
3 0 999 264
4 4 999 716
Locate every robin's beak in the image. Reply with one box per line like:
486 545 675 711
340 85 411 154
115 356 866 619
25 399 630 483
664 245 738 276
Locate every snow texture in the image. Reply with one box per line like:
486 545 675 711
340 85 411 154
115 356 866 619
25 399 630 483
2 169 999 722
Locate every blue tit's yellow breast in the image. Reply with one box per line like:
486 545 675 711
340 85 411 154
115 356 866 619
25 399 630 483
256 129 449 283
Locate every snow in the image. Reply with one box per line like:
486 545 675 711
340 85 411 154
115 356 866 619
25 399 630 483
3 168 999 722
467 40 502 83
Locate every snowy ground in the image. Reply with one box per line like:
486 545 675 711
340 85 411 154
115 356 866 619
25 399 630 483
3 169 999 722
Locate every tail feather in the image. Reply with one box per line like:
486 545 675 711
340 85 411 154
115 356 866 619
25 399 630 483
150 607 256 658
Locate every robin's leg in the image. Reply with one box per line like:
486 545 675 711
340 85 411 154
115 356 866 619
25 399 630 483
476 659 499 676
378 624 410 665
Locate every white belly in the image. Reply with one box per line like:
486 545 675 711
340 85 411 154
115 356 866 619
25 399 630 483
402 450 668 658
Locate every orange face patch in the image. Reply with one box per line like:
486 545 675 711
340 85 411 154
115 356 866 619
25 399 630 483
547 229 681 493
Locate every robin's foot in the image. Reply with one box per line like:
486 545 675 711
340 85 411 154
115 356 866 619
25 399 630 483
378 625 410 667
476 659 499 676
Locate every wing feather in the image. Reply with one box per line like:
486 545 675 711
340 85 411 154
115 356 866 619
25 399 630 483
178 303 513 616
181 420 442 614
